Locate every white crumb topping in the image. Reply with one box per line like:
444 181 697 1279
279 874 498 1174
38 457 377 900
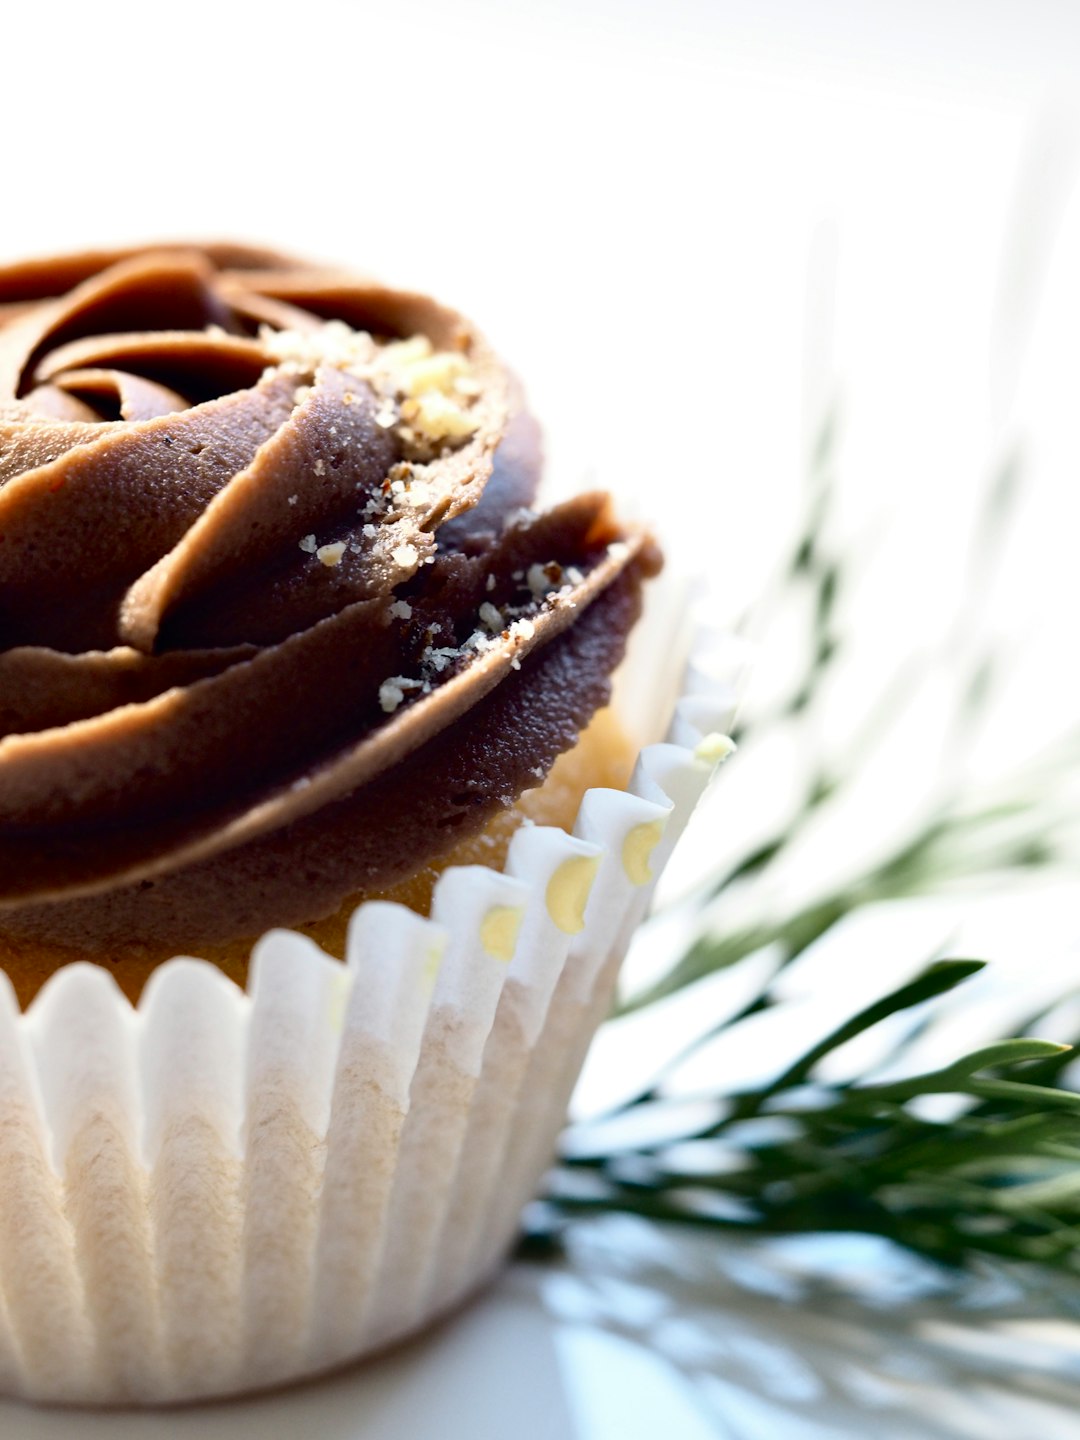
485 573 496 592
526 560 570 598
262 321 481 455
508 617 536 643
380 579 550 710
394 348 468 396
423 645 460 673
526 563 550 597
479 601 503 632
379 336 431 368
313 458 326 477
264 319 378 374
378 675 422 713
362 523 378 539
298 534 318 554
379 680 405 713
287 494 299 506
317 541 347 567
400 390 479 441
392 542 419 568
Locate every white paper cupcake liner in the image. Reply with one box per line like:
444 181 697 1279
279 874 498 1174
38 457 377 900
0 617 739 1406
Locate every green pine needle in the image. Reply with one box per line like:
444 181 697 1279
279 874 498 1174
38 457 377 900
534 960 1080 1269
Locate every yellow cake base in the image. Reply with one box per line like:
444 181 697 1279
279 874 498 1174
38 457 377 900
0 707 635 1008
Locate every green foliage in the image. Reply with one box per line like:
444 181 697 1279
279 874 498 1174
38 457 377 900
534 959 1080 1269
532 419 1080 1274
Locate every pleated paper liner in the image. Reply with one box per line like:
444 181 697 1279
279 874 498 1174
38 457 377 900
0 626 739 1405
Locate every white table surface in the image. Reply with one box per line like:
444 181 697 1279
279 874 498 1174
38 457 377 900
4 1218 1078 1439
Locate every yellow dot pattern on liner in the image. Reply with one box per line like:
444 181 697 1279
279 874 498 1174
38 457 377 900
546 855 601 935
421 938 446 993
480 905 523 962
622 819 666 886
695 731 736 766
327 967 352 1034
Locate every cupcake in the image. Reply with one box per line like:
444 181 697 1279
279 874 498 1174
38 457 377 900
0 244 735 1404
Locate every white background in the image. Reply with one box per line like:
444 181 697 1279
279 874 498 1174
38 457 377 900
5 0 1080 859
5 0 1080 753
4 3 1080 1433
5 0 1080 726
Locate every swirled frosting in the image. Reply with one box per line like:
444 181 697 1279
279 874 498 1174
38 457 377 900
0 244 660 956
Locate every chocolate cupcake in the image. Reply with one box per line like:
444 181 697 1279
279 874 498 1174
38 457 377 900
0 245 734 1403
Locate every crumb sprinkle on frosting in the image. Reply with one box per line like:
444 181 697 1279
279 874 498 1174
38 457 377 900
262 322 482 456
0 241 658 937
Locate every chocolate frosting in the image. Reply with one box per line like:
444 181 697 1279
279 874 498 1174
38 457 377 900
0 245 659 954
